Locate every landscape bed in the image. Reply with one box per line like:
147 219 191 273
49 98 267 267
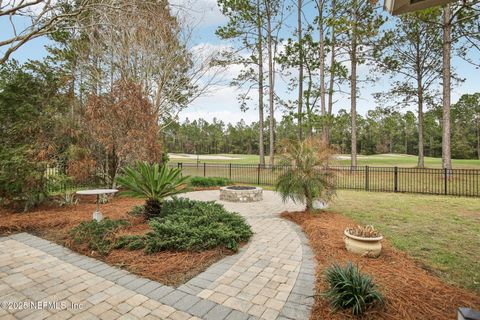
0 195 250 286
282 211 480 319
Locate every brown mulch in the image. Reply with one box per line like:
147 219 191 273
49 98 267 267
282 211 480 320
0 195 230 286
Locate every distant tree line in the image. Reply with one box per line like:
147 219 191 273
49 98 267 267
216 0 480 169
164 93 480 160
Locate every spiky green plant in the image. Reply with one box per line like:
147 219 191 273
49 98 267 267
275 138 336 211
323 262 384 315
117 161 189 220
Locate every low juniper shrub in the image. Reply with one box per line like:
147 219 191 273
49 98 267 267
69 219 128 255
116 198 252 253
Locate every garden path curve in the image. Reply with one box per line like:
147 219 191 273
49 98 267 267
0 190 316 320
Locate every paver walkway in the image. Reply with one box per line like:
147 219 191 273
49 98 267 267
0 190 316 320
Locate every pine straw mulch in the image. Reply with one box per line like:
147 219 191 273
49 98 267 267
282 211 480 320
0 195 231 286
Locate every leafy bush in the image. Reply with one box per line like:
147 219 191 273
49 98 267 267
189 176 231 187
128 205 145 216
116 198 253 253
116 161 189 220
323 262 384 315
0 62 71 211
115 235 146 250
55 191 79 207
276 138 336 211
70 219 128 255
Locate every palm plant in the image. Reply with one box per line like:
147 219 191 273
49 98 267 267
116 161 189 220
275 138 336 211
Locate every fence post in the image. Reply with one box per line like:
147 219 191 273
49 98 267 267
365 166 369 191
229 163 232 180
394 166 398 192
257 164 260 185
444 168 448 195
177 163 182 177
204 162 206 177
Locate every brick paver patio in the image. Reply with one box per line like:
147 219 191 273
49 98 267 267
0 190 316 320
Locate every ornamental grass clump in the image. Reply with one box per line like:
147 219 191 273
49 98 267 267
323 262 384 315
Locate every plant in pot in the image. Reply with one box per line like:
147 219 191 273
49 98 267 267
116 161 189 220
344 225 383 258
275 138 336 211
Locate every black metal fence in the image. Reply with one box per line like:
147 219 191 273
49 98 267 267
169 162 480 197
45 165 106 194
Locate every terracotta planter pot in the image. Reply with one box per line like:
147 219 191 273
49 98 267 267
344 229 383 258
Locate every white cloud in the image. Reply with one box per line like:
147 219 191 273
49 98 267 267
170 0 226 27
180 85 260 124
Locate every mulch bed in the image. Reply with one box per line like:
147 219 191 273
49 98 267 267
0 195 230 286
282 211 480 320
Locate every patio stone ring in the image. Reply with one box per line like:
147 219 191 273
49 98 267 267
219 185 263 202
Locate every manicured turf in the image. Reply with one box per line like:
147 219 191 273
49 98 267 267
169 153 480 169
169 153 261 164
329 190 480 293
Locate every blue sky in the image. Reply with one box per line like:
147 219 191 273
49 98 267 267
2 0 479 124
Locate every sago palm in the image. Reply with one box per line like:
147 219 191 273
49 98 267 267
276 138 336 211
117 161 189 219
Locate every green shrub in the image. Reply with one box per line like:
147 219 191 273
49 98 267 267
116 198 253 253
69 219 128 255
323 262 384 315
55 190 79 207
0 62 64 212
128 205 145 216
116 161 189 220
115 235 145 250
189 176 231 187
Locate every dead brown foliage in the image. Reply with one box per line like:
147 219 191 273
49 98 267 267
282 211 480 320
0 196 229 286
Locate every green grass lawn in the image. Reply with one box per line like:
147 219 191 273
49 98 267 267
169 153 261 164
169 153 480 169
329 190 480 293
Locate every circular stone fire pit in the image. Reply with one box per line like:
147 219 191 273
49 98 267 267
220 186 263 202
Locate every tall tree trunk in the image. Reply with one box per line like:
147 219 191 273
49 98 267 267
404 127 408 154
317 0 327 142
430 136 434 157
327 0 336 143
477 117 480 159
442 4 452 170
350 2 358 168
297 0 304 140
267 4 275 166
305 69 313 136
257 2 265 166
416 51 425 168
